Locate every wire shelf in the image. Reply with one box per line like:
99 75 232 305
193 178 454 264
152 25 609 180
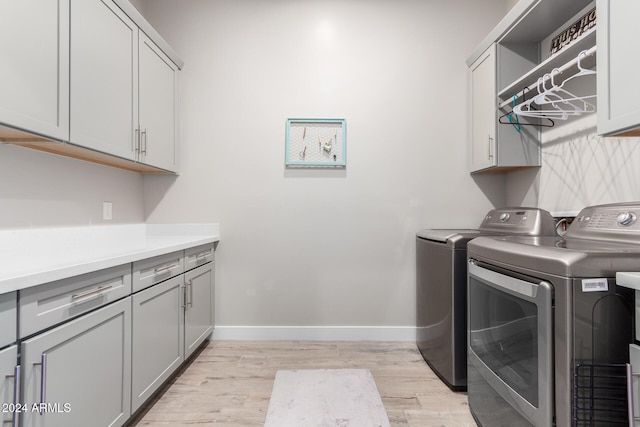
574 363 629 426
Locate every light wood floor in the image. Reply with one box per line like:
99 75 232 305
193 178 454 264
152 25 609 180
129 340 478 427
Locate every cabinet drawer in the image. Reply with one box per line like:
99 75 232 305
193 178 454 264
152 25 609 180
185 243 214 271
133 250 184 293
19 264 131 338
0 292 16 348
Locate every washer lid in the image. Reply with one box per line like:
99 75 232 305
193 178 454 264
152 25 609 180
416 229 481 244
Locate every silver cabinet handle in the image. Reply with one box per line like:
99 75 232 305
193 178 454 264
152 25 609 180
33 354 47 415
154 263 180 275
187 279 193 307
488 134 494 159
13 365 20 427
196 251 209 260
134 128 140 153
4 365 20 427
40 354 47 415
71 284 112 301
141 128 148 155
181 284 187 310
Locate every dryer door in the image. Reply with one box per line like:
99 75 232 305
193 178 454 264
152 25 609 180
467 260 553 427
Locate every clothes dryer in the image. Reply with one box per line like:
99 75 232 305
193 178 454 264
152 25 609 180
467 202 640 427
416 207 556 390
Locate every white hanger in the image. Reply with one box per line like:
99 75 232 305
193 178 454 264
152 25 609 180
535 68 596 106
514 77 576 120
513 51 596 120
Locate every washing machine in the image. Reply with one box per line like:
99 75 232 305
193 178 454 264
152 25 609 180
467 202 640 427
416 207 557 390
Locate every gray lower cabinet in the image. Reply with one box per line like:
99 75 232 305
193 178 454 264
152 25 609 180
0 292 16 348
21 297 131 427
131 275 184 412
185 262 215 359
1 292 19 427
13 242 215 426
630 344 640 427
0 345 19 427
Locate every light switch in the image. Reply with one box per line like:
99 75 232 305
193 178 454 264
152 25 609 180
103 201 113 220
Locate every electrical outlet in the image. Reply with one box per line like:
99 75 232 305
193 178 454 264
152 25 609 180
103 201 113 220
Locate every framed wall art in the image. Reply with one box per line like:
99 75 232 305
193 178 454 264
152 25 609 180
285 118 346 167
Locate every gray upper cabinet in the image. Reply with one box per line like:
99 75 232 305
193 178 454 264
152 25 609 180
70 0 138 162
70 0 179 172
21 298 131 427
470 45 499 172
468 42 541 174
0 0 181 173
0 1 70 142
596 0 640 136
467 0 595 173
139 32 179 172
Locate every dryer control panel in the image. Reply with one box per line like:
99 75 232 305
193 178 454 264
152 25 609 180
478 208 556 236
566 202 640 242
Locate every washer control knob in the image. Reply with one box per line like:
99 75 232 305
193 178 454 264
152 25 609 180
616 212 637 226
499 212 510 222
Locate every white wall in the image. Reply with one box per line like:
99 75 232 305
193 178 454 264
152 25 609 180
507 118 640 214
0 144 144 228
138 0 510 336
505 51 640 214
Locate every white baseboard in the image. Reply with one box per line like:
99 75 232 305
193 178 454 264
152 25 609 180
210 326 416 341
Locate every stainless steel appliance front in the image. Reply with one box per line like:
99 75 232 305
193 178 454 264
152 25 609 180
467 202 640 427
468 261 553 427
416 208 556 390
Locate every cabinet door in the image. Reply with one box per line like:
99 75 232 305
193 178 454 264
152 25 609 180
631 344 640 427
470 44 497 172
139 32 179 172
131 275 184 412
184 263 214 359
21 297 131 427
0 292 16 348
0 346 18 427
597 0 640 136
70 0 138 160
0 0 69 141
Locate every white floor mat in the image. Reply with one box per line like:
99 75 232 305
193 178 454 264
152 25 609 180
264 368 391 427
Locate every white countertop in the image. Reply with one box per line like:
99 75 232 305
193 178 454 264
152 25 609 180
0 223 220 294
616 272 640 291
